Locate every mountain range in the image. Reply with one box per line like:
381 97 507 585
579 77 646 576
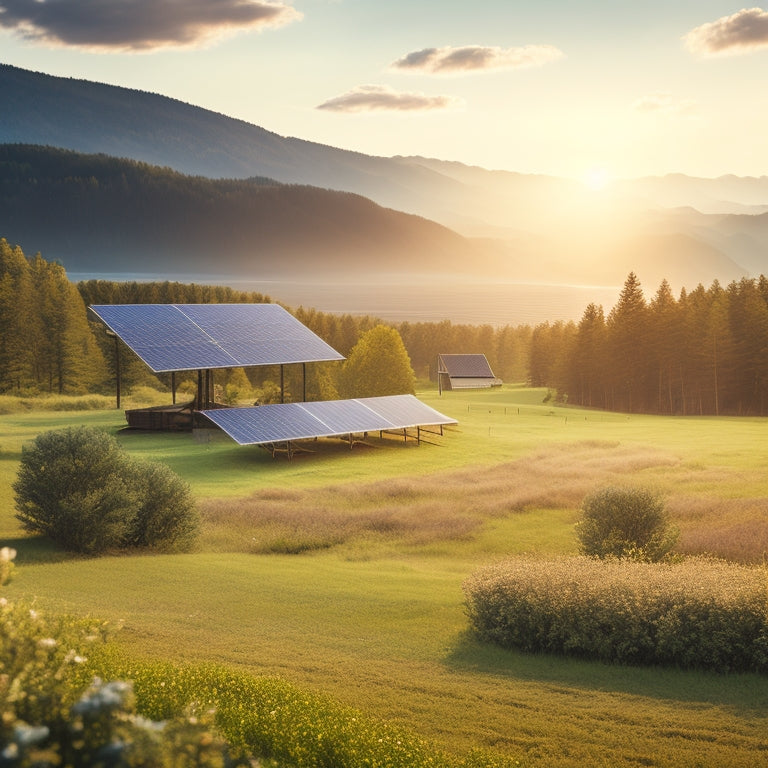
1 62 767 292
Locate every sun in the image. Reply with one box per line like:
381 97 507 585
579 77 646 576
582 166 612 192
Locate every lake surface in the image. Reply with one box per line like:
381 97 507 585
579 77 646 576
70 273 623 327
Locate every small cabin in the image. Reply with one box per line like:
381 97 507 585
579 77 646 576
437 354 502 394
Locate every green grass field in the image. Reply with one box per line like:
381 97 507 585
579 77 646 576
1 386 767 767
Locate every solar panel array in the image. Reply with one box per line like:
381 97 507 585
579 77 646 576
199 395 457 446
88 303 345 372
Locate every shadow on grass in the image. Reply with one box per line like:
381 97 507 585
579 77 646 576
445 630 768 714
2 536 74 564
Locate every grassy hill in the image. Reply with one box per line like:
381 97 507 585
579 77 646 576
1 386 767 767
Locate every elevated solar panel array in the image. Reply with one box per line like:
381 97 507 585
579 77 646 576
88 303 345 372
199 395 457 446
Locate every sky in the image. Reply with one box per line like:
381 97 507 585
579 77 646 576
1 1 767 183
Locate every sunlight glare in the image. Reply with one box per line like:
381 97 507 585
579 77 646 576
583 167 611 192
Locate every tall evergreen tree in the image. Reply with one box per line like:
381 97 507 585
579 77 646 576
607 272 648 412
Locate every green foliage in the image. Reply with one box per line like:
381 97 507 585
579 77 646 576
0 544 505 768
338 325 415 398
0 554 252 767
0 551 107 751
12 426 198 554
0 241 108 396
534 272 768 415
464 555 768 672
94 651 507 768
576 486 678 561
220 368 252 406
12 426 139 553
126 460 200 552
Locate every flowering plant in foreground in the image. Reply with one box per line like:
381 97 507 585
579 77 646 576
1 549 516 767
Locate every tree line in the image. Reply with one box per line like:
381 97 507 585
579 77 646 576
0 238 531 399
6 237 766 415
530 271 768 415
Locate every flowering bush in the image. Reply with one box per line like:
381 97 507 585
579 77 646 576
463 555 768 672
0 551 512 767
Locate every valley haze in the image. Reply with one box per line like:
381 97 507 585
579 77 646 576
1 62 767 324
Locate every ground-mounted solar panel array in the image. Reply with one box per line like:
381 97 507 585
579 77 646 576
200 395 457 447
88 303 344 372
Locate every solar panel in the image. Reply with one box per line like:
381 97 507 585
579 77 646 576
302 398 398 434
200 395 457 446
201 403 328 445
356 395 456 428
88 304 345 372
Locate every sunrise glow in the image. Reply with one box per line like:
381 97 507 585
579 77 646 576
582 167 611 192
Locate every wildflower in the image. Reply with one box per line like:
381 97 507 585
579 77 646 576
38 637 57 649
13 724 49 747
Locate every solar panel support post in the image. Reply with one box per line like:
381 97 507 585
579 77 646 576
114 334 121 409
171 372 176 405
197 370 203 411
302 362 306 402
280 365 285 404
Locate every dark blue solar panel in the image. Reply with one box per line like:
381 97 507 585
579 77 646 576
89 304 344 372
200 395 457 446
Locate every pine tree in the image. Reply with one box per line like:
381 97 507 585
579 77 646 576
607 272 648 412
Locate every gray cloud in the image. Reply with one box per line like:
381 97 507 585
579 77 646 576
684 7 768 56
0 0 302 51
632 91 698 116
316 84 462 113
391 44 563 74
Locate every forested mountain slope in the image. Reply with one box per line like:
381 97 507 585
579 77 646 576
2 63 767 288
0 145 496 277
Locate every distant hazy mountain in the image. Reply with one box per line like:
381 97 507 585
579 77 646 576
0 145 498 278
1 62 766 290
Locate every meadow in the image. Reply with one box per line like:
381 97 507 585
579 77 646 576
1 386 767 767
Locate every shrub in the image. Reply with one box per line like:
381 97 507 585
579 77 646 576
576 485 678 561
463 555 768 672
13 426 198 554
126 460 199 552
13 426 139 553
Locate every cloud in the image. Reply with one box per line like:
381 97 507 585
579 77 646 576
391 44 563 74
0 0 302 51
316 84 462 113
632 91 698 116
684 7 768 56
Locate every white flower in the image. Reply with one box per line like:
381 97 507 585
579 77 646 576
0 547 16 562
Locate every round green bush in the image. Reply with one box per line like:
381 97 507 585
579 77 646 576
13 426 198 554
13 426 138 553
126 459 199 552
576 485 678 562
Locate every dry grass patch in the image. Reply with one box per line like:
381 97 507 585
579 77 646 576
671 496 768 563
200 441 682 555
